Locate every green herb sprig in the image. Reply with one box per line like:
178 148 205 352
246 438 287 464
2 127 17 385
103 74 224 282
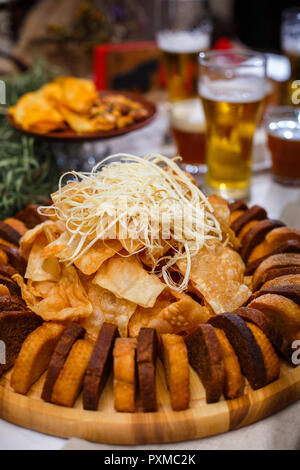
0 59 60 218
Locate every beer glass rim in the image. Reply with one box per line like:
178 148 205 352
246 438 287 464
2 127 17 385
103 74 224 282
199 50 266 69
265 105 300 124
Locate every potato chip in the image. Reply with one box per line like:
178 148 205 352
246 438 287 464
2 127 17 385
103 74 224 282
81 284 136 339
55 104 101 133
92 255 165 308
177 241 251 314
9 92 65 133
54 76 99 113
40 82 63 104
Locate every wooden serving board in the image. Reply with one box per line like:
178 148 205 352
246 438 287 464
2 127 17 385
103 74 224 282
0 360 300 445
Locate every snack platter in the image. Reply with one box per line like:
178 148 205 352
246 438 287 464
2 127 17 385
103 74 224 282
0 155 300 444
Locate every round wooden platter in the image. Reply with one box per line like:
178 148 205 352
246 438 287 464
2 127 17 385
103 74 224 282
7 91 157 142
0 359 300 445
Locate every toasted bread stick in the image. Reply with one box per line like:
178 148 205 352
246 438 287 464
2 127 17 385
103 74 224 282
161 333 190 410
51 339 94 407
42 323 85 402
0 222 21 246
83 323 119 411
214 328 244 399
236 306 294 365
249 294 300 341
231 206 267 235
246 322 280 384
0 310 42 376
113 338 137 412
209 313 267 390
185 325 224 403
11 322 64 394
137 327 157 412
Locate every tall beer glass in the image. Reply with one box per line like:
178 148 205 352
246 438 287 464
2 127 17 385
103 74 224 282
199 50 266 199
156 0 212 102
281 8 300 106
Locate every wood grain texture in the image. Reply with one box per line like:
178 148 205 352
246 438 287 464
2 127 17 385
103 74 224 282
0 360 299 444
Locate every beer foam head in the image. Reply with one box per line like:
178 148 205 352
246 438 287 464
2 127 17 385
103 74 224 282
157 30 210 53
268 119 300 141
282 37 300 55
170 98 206 132
199 77 264 103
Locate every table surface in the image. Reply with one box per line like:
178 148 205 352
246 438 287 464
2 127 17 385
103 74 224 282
1 103 299 450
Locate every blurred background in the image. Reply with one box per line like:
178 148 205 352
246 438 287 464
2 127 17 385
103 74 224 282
0 0 299 76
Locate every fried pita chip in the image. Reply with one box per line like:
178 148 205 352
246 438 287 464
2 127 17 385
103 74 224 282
177 241 251 314
128 289 212 337
74 240 122 275
128 289 175 337
20 220 65 259
27 280 56 298
93 255 165 308
25 234 61 282
119 239 144 254
81 284 136 339
14 265 92 322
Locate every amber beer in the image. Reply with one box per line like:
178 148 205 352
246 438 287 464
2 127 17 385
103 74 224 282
284 51 300 105
157 31 210 101
267 108 300 184
281 8 300 105
200 78 264 195
170 98 206 167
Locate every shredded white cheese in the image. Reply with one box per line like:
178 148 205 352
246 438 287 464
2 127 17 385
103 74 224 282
39 153 222 291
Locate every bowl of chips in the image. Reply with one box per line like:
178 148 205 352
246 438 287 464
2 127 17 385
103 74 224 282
7 77 157 141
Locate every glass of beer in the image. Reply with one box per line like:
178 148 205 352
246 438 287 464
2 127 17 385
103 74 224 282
169 98 206 173
155 0 212 102
281 8 300 106
266 106 300 185
199 50 266 199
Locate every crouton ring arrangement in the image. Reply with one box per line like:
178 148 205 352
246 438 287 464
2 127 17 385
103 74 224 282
0 197 299 413
0 158 300 443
